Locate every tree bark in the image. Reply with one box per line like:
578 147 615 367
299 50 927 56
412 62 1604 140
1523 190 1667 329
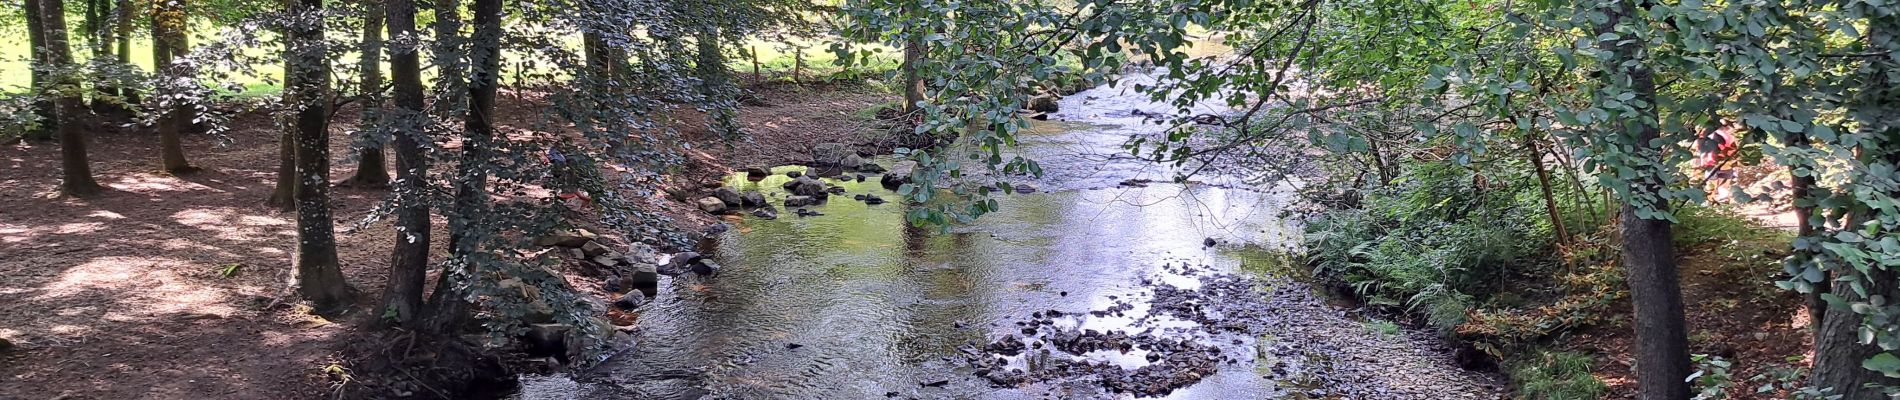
152 0 197 173
1598 3 1690 399
1788 130 1827 332
114 0 139 105
25 0 58 142
41 0 105 196
426 0 491 333
379 0 430 328
287 0 357 312
343 0 391 188
1527 133 1570 247
900 22 925 114
1809 15 1900 399
267 125 299 211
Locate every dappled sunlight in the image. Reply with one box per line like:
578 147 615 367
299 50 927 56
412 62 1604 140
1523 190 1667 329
170 207 295 242
105 172 215 193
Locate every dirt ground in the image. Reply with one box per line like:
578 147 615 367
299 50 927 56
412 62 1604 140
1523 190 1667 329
0 83 892 399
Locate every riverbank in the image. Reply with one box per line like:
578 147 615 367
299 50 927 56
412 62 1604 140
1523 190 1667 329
0 82 896 399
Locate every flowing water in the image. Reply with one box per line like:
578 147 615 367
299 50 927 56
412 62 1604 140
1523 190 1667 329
578 79 1441 399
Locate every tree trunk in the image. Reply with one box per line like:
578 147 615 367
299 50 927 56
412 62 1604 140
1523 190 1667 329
267 125 298 211
695 27 737 139
287 0 357 312
41 0 105 196
1597 3 1690 400
152 0 196 173
426 0 491 333
343 0 391 188
1788 130 1827 332
1808 15 1900 399
114 0 139 105
25 0 58 142
1811 267 1900 399
1527 132 1570 247
900 24 925 114
379 0 429 328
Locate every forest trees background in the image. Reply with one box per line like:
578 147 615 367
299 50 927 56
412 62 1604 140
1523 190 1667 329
5 0 1900 398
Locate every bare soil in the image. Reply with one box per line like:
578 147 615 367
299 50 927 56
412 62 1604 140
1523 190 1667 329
0 83 892 399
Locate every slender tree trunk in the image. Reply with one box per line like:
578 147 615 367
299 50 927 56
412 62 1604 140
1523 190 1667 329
25 0 58 142
900 24 925 114
1787 131 1827 332
380 0 430 328
425 0 485 333
287 0 357 312
41 0 105 196
1527 132 1571 247
1598 3 1689 399
268 125 299 210
695 27 737 138
114 0 139 105
152 0 196 173
343 0 391 188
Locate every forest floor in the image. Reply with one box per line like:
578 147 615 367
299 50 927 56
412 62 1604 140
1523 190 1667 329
0 82 893 399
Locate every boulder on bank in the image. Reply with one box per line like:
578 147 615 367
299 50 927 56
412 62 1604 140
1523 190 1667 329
880 161 918 188
1027 94 1059 113
813 143 853 166
712 187 743 206
740 191 768 208
696 197 728 214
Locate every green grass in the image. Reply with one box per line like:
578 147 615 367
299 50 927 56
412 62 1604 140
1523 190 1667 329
1508 350 1608 400
1364 318 1402 338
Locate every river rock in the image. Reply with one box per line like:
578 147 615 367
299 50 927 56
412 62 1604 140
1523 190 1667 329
784 195 818 207
1028 94 1059 113
692 259 722 277
794 208 823 217
628 265 659 297
534 229 598 248
696 197 728 214
713 187 743 206
840 154 865 169
1015 183 1039 193
581 241 615 258
752 208 778 220
860 194 887 205
786 170 803 178
813 143 853 166
613 291 647 310
858 163 887 173
744 167 770 178
591 255 621 267
784 176 828 197
660 252 700 276
880 161 917 188
740 191 769 208
625 242 661 265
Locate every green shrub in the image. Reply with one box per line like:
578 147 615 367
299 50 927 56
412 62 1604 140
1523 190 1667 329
1306 161 1584 330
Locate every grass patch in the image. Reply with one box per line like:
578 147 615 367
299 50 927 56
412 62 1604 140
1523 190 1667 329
1364 319 1402 338
1508 350 1608 400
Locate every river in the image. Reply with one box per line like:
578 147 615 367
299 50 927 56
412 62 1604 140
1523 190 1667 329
561 77 1503 399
